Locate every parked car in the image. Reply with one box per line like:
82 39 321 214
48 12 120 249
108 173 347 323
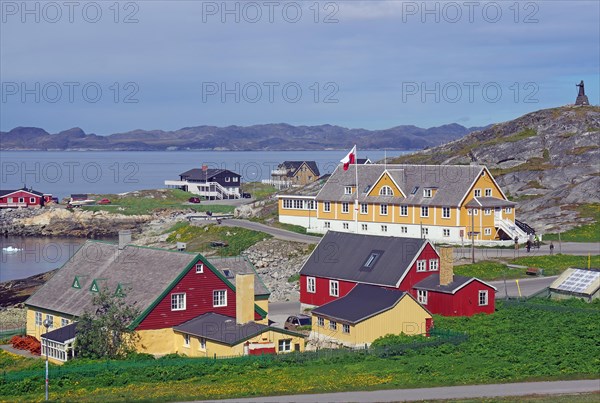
242 193 252 199
189 197 201 203
97 198 111 205
284 314 312 331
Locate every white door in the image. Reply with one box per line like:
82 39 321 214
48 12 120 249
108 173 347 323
494 207 502 220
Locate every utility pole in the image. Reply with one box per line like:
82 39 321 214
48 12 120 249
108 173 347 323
43 319 50 401
471 208 475 263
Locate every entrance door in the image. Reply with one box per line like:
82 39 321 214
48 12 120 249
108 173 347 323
494 207 502 220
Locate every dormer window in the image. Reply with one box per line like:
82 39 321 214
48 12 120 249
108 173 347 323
411 186 419 195
225 177 230 182
344 186 353 195
361 250 383 271
423 189 432 198
379 186 394 196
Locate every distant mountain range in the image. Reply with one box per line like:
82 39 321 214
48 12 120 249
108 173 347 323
0 123 490 151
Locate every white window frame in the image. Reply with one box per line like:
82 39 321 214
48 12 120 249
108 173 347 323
360 203 368 214
505 207 512 214
422 227 429 236
35 312 42 326
45 314 54 329
329 320 337 331
484 228 492 236
343 222 349 230
416 260 426 272
324 221 331 229
361 223 368 231
225 177 230 182
429 259 439 271
380 204 388 215
19 197 24 203
423 188 432 198
278 339 292 352
195 263 204 273
484 208 491 215
381 225 388 232
342 324 350 334
171 293 186 311
342 202 349 213
442 207 451 219
30 197 36 203
323 202 331 212
183 334 190 347
61 318 69 327
421 206 429 217
399 205 408 216
307 276 316 293
317 317 324 327
443 228 450 237
474 189 481 197
344 186 352 195
329 280 339 297
401 226 408 233
479 290 489 306
417 290 428 305
233 177 238 182
379 186 394 196
199 337 206 350
213 290 227 307
485 188 492 197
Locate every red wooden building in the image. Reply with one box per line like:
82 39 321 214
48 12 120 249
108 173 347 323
300 231 495 316
0 187 52 208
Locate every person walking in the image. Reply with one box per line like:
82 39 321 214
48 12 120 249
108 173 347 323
550 242 555 255
526 239 532 253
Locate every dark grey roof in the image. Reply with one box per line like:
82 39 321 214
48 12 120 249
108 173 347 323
26 241 200 318
210 257 270 296
316 164 492 207
465 197 517 208
355 158 371 164
42 322 77 343
0 188 44 197
180 168 240 181
300 231 427 287
174 312 298 346
312 284 405 324
413 273 495 293
281 161 320 177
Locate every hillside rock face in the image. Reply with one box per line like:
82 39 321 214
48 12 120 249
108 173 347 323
393 106 600 233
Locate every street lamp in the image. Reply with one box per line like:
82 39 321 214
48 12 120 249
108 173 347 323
43 318 50 401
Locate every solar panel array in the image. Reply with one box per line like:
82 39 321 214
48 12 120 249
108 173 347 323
555 270 599 293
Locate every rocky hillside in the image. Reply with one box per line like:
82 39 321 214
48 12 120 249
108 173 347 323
392 106 600 233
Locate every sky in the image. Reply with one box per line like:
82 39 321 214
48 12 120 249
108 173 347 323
1 0 599 134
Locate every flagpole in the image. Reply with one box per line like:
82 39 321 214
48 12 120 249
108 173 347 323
355 145 359 234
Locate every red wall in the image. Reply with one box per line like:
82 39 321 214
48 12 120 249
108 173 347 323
418 281 496 316
397 243 440 291
300 275 357 306
137 259 261 330
0 191 43 207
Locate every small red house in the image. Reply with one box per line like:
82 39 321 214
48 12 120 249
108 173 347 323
299 231 495 316
0 187 50 208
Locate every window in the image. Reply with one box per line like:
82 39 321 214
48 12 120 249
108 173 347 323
361 224 368 231
379 186 394 196
364 252 380 268
416 260 426 272
307 200 316 210
484 228 492 236
18 197 24 203
484 208 491 215
329 280 339 297
505 207 512 214
199 337 206 350
195 263 204 273
401 226 408 233
479 290 489 306
485 188 492 197
61 318 69 327
429 259 439 271
421 206 429 217
474 189 481 197
342 324 350 334
324 221 331 229
35 312 42 326
329 321 337 331
317 317 324 327
30 197 35 203
342 202 349 213
360 203 368 214
443 228 450 237
283 199 292 209
423 189 432 198
278 339 292 352
343 223 349 230
469 208 479 216
213 290 227 307
307 277 316 293
417 290 428 304
411 186 419 195
225 177 230 182
442 207 451 219
293 199 303 209
171 293 186 311
400 205 408 216
473 209 479 215
324 202 331 212
45 314 54 328
381 225 388 232
233 177 238 182
380 204 388 215
183 334 190 347
422 227 429 236
7 198 12 203
344 186 353 195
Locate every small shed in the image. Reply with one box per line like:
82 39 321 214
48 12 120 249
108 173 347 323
549 268 600 302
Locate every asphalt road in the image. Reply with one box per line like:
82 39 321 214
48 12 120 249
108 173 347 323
489 275 557 299
220 219 321 244
200 379 600 402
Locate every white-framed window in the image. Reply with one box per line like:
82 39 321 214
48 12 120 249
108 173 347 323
324 221 331 229
171 293 186 311
342 324 350 334
195 263 204 273
307 276 316 293
505 207 512 213
7 197 13 203
329 320 337 331
422 227 429 236
278 339 292 352
381 225 388 232
429 259 439 271
344 186 353 195
484 208 491 215
35 312 42 326
213 290 227 307
380 204 388 215
343 223 349 230
484 228 492 236
401 226 408 233
416 260 426 272
400 205 408 216
307 200 316 210
443 228 450 237
342 203 349 213
329 280 339 297
61 318 69 327
361 224 368 231
30 197 35 203
360 203 368 214
417 290 428 304
324 202 331 212
45 314 54 329
233 177 238 182
379 186 394 196
468 208 479 216
317 317 324 327
421 206 429 217
199 337 206 350
183 334 190 347
293 199 304 209
474 209 479 215
485 188 492 197
423 189 432 198
474 189 481 197
442 207 451 219
225 177 230 182
19 197 24 203
479 290 489 306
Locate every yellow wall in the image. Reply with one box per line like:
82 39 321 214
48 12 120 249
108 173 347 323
311 295 432 346
367 173 404 198
136 328 177 355
291 163 319 185
26 307 76 340
255 299 269 325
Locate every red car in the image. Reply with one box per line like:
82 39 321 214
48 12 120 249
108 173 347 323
98 198 111 205
188 197 201 203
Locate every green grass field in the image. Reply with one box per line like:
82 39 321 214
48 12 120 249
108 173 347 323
544 204 600 242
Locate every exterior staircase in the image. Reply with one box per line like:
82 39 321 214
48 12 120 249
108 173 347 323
495 218 528 241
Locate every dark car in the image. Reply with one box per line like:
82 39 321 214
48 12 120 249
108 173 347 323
242 193 252 199
284 314 312 331
188 197 201 203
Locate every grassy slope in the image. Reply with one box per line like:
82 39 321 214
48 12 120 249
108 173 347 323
543 204 600 242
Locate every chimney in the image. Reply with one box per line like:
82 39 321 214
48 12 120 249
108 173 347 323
236 274 255 325
439 247 454 286
118 230 132 250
